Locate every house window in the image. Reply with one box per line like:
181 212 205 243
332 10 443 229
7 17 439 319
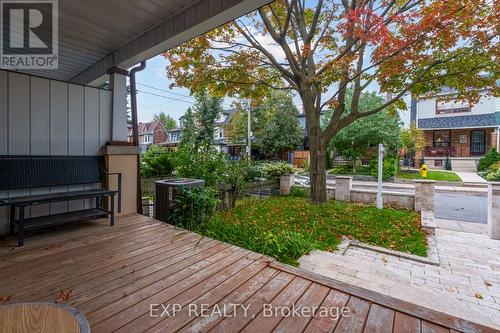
433 130 451 147
170 132 180 142
434 160 443 167
436 98 470 114
144 135 151 143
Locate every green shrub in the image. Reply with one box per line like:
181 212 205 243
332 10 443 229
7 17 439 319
288 186 309 198
218 160 252 204
141 145 174 177
261 162 296 178
243 161 263 181
486 169 500 181
327 165 351 174
478 149 500 171
491 161 500 172
370 157 399 180
172 147 227 187
172 187 220 230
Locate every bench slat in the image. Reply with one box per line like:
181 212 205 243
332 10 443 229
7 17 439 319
0 189 116 207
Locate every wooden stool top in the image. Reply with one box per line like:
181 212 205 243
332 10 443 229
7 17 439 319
0 302 89 333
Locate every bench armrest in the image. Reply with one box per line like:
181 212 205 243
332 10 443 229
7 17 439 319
105 172 122 213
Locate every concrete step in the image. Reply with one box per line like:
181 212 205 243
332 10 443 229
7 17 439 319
451 160 478 172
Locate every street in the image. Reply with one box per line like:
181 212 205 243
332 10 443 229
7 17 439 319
434 192 487 224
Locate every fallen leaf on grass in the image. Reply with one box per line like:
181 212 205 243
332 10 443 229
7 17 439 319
56 289 73 303
474 292 483 299
0 295 12 303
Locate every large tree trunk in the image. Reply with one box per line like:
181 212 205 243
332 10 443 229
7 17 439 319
308 124 327 203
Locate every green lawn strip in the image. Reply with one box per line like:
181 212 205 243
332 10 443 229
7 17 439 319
397 170 461 182
192 194 427 266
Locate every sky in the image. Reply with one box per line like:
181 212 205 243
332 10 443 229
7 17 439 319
133 54 411 127
134 55 195 125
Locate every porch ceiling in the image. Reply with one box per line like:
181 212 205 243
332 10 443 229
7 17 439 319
14 0 272 85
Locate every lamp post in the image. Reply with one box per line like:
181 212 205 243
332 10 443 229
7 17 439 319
377 143 384 209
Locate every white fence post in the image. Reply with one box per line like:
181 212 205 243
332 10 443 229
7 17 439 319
376 143 385 209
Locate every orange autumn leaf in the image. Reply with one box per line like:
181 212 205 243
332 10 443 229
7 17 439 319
55 289 73 303
0 295 12 303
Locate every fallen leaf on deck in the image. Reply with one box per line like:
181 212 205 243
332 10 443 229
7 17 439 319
56 289 73 303
46 244 61 250
484 281 493 287
0 296 12 303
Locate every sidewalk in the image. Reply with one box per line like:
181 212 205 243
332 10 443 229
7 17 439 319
325 179 488 195
455 171 488 184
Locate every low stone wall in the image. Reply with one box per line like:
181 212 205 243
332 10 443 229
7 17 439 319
350 189 415 210
245 179 280 196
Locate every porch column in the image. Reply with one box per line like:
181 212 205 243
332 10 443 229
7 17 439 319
488 182 500 240
108 68 128 142
414 180 435 212
335 176 352 202
102 145 140 215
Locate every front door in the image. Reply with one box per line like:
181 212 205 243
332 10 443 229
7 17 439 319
471 130 486 156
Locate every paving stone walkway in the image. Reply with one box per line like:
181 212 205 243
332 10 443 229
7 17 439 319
299 221 500 329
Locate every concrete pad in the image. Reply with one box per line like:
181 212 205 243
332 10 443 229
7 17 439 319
459 222 488 235
436 218 464 232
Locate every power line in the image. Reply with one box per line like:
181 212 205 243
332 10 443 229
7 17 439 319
137 89 194 104
137 82 195 100
141 101 176 110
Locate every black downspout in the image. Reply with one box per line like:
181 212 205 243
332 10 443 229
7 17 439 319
129 62 146 215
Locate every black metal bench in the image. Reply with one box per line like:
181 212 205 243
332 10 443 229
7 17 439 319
0 155 122 246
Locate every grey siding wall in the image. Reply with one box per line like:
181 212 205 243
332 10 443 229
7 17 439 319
0 70 113 234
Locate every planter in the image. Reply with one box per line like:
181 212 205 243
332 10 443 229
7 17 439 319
280 174 295 195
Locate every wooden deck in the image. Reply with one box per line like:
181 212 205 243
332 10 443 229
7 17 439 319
0 214 496 333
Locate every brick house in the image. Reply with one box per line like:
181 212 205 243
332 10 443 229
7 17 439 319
127 121 168 154
413 88 500 171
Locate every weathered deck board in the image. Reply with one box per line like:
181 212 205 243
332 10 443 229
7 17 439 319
0 214 496 333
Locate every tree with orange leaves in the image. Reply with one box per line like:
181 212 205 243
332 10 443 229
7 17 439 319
164 0 499 203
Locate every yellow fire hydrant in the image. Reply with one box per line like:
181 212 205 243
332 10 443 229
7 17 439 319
420 164 428 178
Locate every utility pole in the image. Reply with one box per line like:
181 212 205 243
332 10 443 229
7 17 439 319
247 105 252 161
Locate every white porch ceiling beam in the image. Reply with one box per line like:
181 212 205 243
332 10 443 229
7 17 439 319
70 0 273 85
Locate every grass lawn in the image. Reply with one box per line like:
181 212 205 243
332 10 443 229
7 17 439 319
396 170 461 181
194 190 427 265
